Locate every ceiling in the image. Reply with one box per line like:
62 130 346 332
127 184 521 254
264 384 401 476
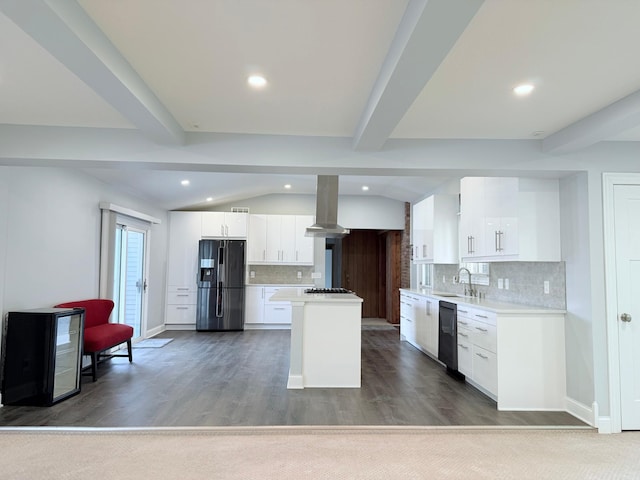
1 0 640 209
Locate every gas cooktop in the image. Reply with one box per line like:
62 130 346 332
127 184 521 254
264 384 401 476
304 288 354 294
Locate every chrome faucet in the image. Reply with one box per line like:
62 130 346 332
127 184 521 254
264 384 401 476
456 267 476 297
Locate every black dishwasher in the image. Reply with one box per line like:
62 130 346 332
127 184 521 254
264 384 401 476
438 301 463 379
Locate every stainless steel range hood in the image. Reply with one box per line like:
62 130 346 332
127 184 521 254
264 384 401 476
305 175 350 238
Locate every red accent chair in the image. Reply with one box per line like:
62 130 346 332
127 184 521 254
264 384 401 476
54 299 133 382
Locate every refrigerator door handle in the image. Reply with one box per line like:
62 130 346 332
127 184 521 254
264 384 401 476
216 281 224 317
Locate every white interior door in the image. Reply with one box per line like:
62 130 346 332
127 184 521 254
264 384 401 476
614 184 640 429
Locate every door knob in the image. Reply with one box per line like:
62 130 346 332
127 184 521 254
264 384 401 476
621 313 632 322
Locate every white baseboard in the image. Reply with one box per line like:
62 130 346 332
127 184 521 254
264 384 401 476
565 397 596 426
244 324 291 330
164 324 196 331
145 325 165 338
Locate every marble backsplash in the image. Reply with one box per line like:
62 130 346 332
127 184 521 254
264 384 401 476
433 262 566 309
246 265 316 285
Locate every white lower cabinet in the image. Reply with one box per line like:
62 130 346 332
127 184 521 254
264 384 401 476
245 286 265 325
245 285 312 328
456 304 566 410
457 306 497 398
400 290 439 359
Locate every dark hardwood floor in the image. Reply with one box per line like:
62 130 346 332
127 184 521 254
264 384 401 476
0 328 587 428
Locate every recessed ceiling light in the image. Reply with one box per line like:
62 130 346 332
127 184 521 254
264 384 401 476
284 184 292 189
248 75 267 88
181 179 190 186
206 197 213 202
513 83 535 96
362 185 369 191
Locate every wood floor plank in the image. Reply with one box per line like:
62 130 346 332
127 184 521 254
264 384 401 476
0 329 587 428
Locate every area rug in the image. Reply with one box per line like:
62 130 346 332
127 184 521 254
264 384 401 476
1 426 638 480
133 338 173 348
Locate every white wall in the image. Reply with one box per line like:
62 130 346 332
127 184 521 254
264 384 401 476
210 193 405 230
0 166 168 334
560 173 595 411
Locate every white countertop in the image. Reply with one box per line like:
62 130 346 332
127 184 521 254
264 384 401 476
400 288 565 315
270 287 363 304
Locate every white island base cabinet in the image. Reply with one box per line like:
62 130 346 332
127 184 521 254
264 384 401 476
269 288 363 389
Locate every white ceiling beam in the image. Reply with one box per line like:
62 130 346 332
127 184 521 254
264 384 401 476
0 0 185 145
352 0 484 151
543 89 640 155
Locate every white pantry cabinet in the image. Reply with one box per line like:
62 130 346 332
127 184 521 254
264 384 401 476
248 214 314 265
165 211 202 328
202 211 247 238
459 177 560 262
412 194 458 264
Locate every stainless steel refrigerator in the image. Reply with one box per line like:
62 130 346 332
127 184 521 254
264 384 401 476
196 239 246 331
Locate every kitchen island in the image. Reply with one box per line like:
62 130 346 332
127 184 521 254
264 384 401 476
269 288 363 389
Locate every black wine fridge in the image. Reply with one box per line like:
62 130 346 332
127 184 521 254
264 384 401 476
1 308 85 406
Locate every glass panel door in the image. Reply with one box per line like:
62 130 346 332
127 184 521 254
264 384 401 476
113 225 147 340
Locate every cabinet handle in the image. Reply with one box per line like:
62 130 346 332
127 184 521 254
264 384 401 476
497 230 504 251
475 314 489 319
176 307 189 310
422 244 426 257
458 320 468 325
494 230 499 252
426 301 431 316
176 294 189 297
458 309 468 314
459 332 468 338
221 225 224 236
274 307 286 311
296 251 299 261
177 288 189 291
458 344 469 349
475 327 488 332
476 352 489 360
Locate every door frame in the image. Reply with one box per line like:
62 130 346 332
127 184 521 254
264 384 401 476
99 203 159 340
603 172 640 433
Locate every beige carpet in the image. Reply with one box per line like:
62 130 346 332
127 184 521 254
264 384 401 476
1 426 638 479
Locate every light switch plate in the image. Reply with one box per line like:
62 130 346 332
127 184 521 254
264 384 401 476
498 278 504 289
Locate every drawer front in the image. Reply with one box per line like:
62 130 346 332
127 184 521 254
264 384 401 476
472 345 497 396
470 319 497 353
400 314 416 343
166 304 196 324
264 304 292 324
167 291 197 304
471 310 496 327
457 336 472 377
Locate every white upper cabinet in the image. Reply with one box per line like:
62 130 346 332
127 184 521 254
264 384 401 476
294 215 315 264
459 177 560 262
166 211 202 288
412 194 458 264
248 214 315 265
202 212 247 238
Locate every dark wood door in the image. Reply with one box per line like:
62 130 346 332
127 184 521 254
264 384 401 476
341 230 384 318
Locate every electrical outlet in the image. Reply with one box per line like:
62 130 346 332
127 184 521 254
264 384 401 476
311 272 322 279
250 271 255 278
297 271 302 279
544 280 550 294
504 278 510 290
442 275 446 283
498 278 504 289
